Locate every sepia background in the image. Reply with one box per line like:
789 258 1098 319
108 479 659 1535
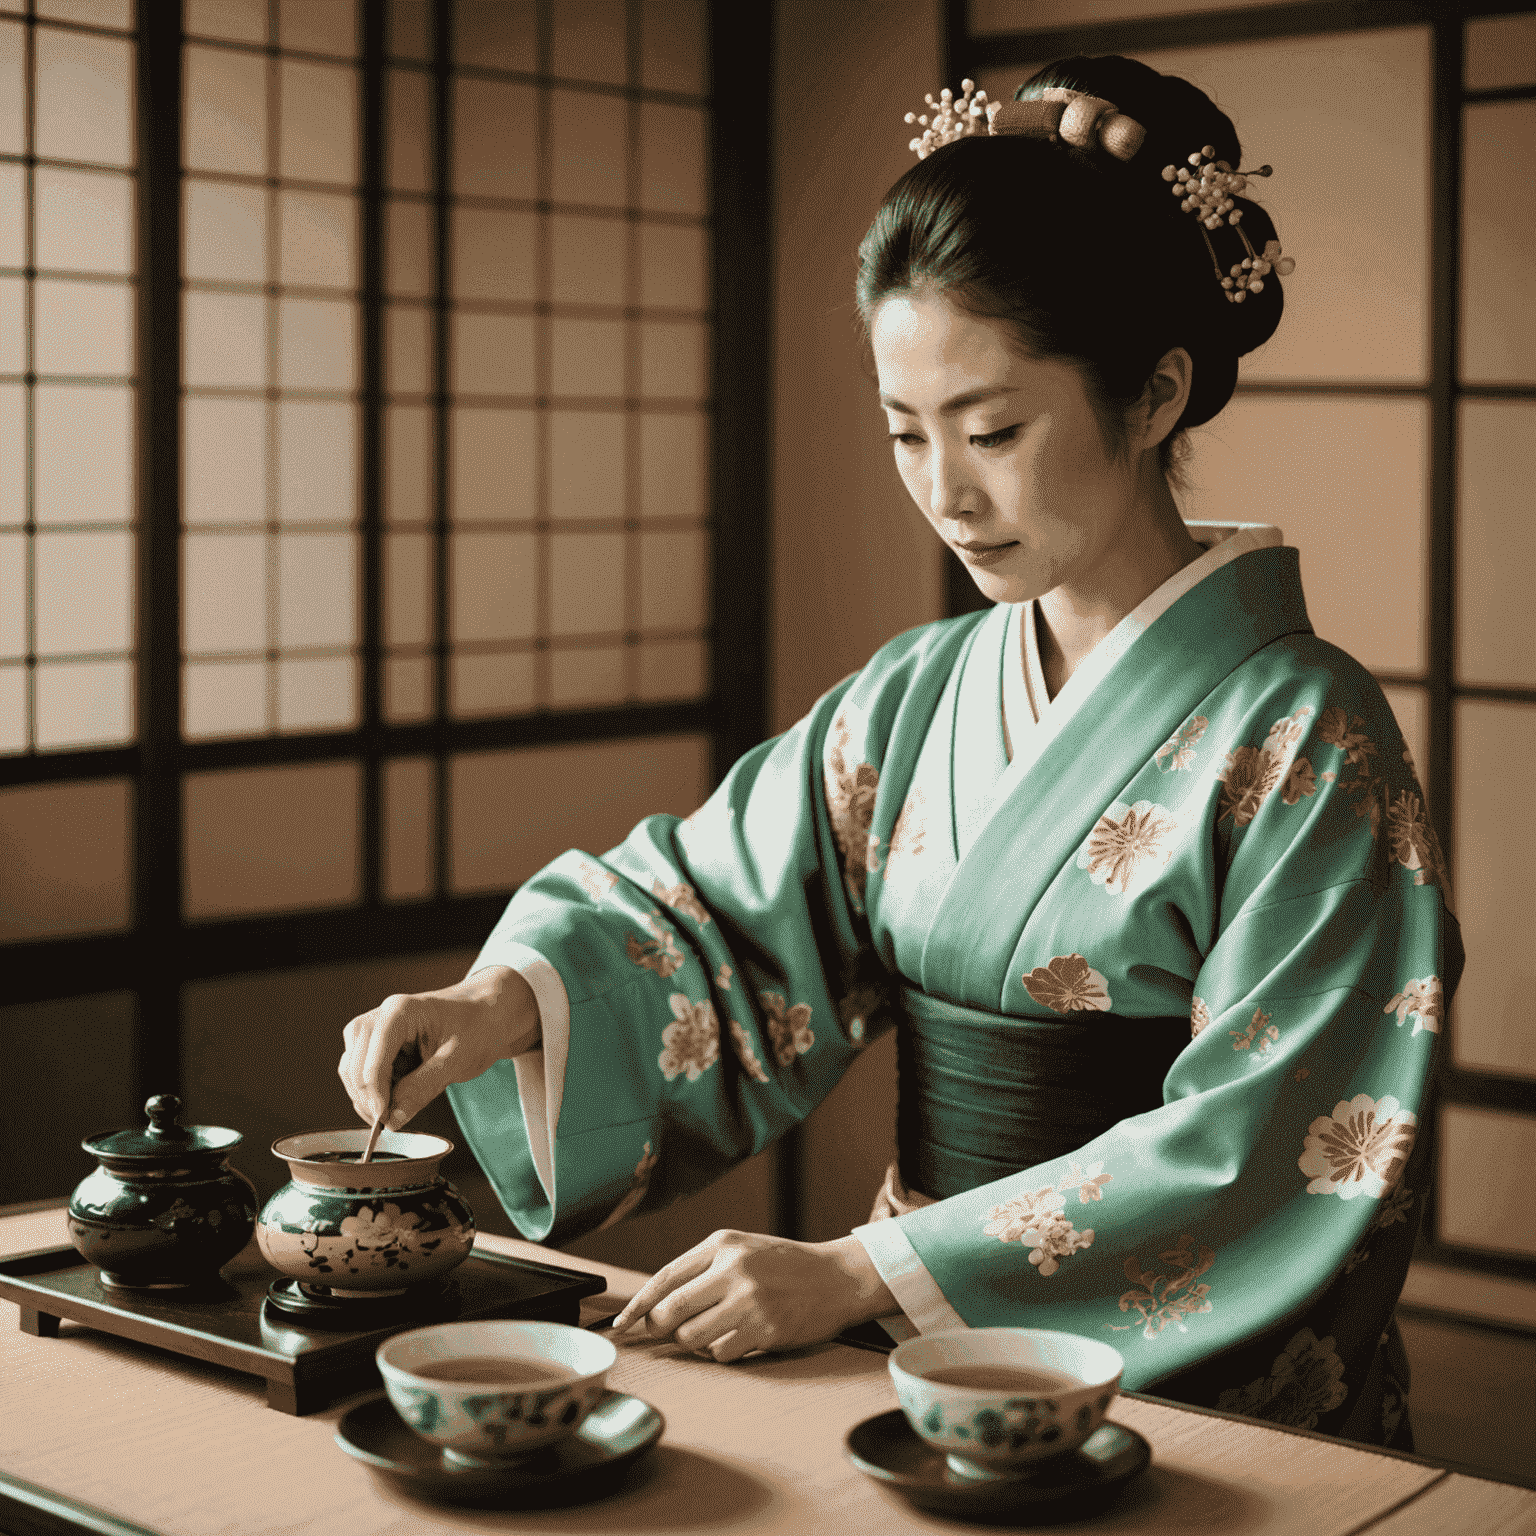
1 0 1532 1481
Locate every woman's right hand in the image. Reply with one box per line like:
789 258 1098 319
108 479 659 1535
336 965 541 1131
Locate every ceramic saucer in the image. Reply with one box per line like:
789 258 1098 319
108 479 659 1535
335 1390 664 1507
846 1409 1151 1523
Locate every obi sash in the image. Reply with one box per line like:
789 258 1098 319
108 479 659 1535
894 984 1191 1202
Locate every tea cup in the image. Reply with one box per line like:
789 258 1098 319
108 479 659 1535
376 1319 617 1466
889 1328 1123 1475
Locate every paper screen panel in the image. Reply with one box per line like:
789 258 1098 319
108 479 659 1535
638 223 707 311
34 384 132 525
278 0 357 59
183 530 267 653
184 397 266 524
35 25 133 168
387 67 433 193
387 0 432 62
0 532 22 656
184 178 266 285
971 0 1275 28
277 531 357 650
385 530 434 645
279 58 358 186
451 207 537 303
1439 1105 1536 1256
385 654 433 721
184 760 362 918
0 667 22 751
549 411 624 520
278 190 357 290
449 733 710 892
551 213 626 306
639 102 706 217
1179 395 1428 674
640 319 707 400
1123 28 1431 385
385 197 433 296
278 399 358 523
639 528 707 631
0 778 131 939
277 296 358 391
454 0 536 73
0 991 139 1204
34 530 133 655
1465 12 1536 92
552 0 625 85
35 278 133 377
551 318 625 398
451 407 536 520
451 312 536 397
1461 101 1536 386
451 531 536 643
453 77 537 200
549 646 626 708
637 638 706 702
0 386 21 525
183 44 266 175
550 88 627 207
1457 400 1536 688
184 290 265 389
35 168 133 276
277 654 357 731
1452 700 1536 1080
0 277 22 375
185 0 265 43
384 755 435 900
34 658 132 747
550 531 624 635
0 164 22 267
184 658 266 738
385 403 434 523
641 0 705 95
452 651 535 717
639 412 707 522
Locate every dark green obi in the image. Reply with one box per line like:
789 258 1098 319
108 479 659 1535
895 984 1191 1201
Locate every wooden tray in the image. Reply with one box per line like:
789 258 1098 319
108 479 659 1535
0 1239 606 1416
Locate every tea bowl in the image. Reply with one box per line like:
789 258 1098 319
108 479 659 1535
377 1320 618 1466
257 1128 474 1297
889 1328 1124 1474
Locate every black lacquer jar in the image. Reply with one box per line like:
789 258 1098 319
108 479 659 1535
68 1094 259 1289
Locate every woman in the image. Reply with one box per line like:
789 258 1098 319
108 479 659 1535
337 56 1461 1447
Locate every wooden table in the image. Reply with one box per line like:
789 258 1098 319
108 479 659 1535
2 1203 1532 1536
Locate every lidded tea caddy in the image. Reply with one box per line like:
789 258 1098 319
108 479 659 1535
68 1094 259 1289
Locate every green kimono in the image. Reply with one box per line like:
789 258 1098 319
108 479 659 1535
448 525 1462 1445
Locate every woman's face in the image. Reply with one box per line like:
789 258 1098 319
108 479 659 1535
871 291 1148 607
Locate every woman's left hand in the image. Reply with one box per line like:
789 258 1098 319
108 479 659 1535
609 1230 897 1362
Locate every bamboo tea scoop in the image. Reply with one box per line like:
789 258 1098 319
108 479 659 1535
359 1101 389 1165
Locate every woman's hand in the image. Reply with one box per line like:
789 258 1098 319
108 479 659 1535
337 965 541 1130
609 1230 898 1362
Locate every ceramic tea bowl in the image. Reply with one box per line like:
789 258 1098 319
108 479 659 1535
889 1328 1124 1474
257 1128 474 1297
377 1320 618 1466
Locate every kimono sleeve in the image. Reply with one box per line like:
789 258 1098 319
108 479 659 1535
857 684 1464 1396
445 621 958 1247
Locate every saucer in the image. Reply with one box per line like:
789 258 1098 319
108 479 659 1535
846 1409 1150 1522
335 1390 664 1507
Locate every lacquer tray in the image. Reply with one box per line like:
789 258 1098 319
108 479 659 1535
0 1239 606 1416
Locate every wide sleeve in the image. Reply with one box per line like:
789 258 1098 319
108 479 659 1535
856 681 1464 1397
445 620 964 1247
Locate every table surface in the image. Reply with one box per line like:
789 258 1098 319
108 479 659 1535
2 1204 1533 1536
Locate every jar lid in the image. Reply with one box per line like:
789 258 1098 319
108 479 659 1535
82 1094 243 1160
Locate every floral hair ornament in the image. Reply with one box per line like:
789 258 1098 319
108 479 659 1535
1163 145 1296 303
905 80 1146 162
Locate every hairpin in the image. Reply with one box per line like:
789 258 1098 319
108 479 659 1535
1162 146 1295 303
904 80 1146 162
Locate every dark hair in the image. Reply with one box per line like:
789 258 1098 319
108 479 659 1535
856 55 1286 477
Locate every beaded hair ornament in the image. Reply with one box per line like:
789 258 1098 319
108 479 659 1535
904 79 1295 304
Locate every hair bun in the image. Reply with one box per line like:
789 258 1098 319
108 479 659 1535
1018 55 1287 423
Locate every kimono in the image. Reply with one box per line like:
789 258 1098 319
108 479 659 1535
447 522 1463 1446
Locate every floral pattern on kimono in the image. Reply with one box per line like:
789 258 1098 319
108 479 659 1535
825 706 880 910
1021 954 1112 1014
1215 1328 1348 1429
1384 976 1443 1036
